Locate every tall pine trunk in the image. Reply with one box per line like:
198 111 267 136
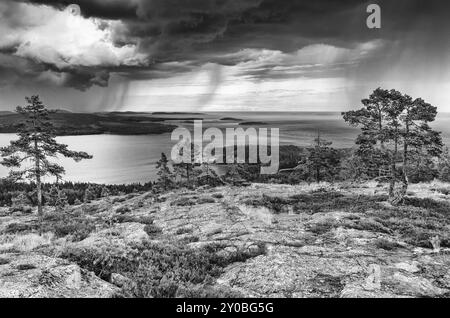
378 109 385 178
401 144 409 194
186 165 190 183
34 138 43 218
36 173 43 217
401 122 410 197
389 157 395 197
389 126 398 198
315 165 320 183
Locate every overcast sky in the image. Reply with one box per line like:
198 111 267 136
1 0 450 112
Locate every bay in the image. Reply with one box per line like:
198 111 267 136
0 112 449 184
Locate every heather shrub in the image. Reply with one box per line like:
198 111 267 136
171 197 196 206
3 223 33 234
62 241 266 298
115 206 131 214
197 196 216 204
375 238 402 250
143 224 162 237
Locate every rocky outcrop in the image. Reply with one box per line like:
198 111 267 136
74 222 149 250
1 182 449 298
0 253 120 298
147 183 450 298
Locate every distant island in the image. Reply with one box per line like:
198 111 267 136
152 112 205 115
239 121 268 126
220 117 243 121
51 109 73 114
0 110 272 136
0 112 177 136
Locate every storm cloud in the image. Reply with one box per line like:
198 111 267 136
1 0 450 111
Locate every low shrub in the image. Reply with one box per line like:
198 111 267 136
360 198 450 249
46 218 95 242
62 241 266 298
344 218 392 234
176 227 194 235
113 214 136 223
9 206 33 214
293 193 386 214
3 212 95 242
244 191 388 215
112 197 127 204
143 224 162 237
139 216 155 225
171 197 196 206
16 264 36 270
400 228 435 249
43 211 64 222
197 197 216 204
155 196 167 203
3 223 33 234
243 195 291 214
115 206 131 214
403 197 450 217
32 212 97 242
375 238 402 250
113 215 154 225
307 221 335 235
180 236 200 243
61 245 134 280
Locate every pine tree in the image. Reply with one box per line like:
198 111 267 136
46 185 60 207
343 88 396 188
340 153 371 181
198 158 223 186
224 164 242 183
10 192 31 213
84 185 97 203
173 141 200 184
224 163 254 185
101 186 111 198
407 149 438 183
343 88 443 202
156 153 174 190
55 190 68 210
0 96 92 218
438 147 450 182
296 132 340 183
397 97 443 195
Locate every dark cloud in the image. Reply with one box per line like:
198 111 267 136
0 53 111 91
3 0 450 90
16 0 450 50
0 54 45 86
21 0 139 19
59 68 110 91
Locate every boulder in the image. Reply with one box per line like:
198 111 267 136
0 253 120 298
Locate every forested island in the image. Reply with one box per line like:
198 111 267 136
0 111 177 136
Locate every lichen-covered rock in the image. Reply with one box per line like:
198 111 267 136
0 253 120 298
74 222 149 250
142 183 450 298
1 182 449 298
